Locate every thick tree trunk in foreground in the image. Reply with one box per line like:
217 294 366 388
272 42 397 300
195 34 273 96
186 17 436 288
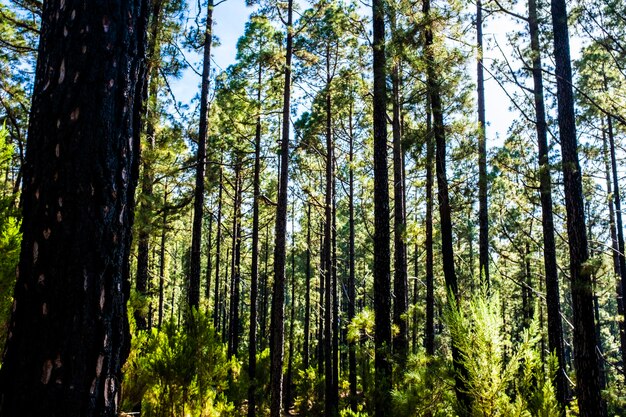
269 0 293 414
0 0 148 414
550 1 606 415
527 0 567 408
189 0 213 310
372 0 392 414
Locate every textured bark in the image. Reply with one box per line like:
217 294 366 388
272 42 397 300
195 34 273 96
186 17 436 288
284 208 296 411
476 0 489 289
158 186 168 329
205 211 213 302
270 0 293 413
189 0 213 310
372 0 392 414
213 163 223 328
424 95 434 356
527 0 567 407
0 0 148 415
248 61 262 417
228 163 242 358
391 27 408 365
323 44 337 417
347 101 357 411
304 202 312 371
422 0 469 412
606 115 626 367
550 0 606 415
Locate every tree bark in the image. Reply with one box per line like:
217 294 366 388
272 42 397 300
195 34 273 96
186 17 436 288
213 162 223 328
372 0 392 414
424 94 434 356
550 0 606 415
269 0 293 413
228 163 242 358
189 0 214 310
0 0 148 414
476 0 489 289
527 0 567 407
247 60 263 417
606 114 626 367
347 99 357 411
422 0 469 412
391 23 409 366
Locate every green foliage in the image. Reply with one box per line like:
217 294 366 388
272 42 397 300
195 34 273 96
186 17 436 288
392 352 456 417
122 310 236 416
0 125 20 352
445 293 561 417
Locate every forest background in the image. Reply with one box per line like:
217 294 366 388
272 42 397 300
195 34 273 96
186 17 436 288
0 0 625 416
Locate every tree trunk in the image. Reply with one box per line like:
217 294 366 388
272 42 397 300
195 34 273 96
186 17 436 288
550 1 606 415
423 0 469 412
424 94 434 356
158 185 169 329
269 0 293 413
285 205 296 411
213 163 223 328
391 29 409 366
602 118 626 366
228 163 242 358
527 0 567 407
476 0 489 289
189 0 214 310
372 0 392 414
323 44 337 417
205 210 213 305
248 60 263 417
0 0 148 414
348 100 357 411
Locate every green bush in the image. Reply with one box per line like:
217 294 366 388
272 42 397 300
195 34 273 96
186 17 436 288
122 310 236 416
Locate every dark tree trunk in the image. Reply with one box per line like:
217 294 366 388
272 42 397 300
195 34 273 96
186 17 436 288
285 207 296 411
424 94 434 356
213 163 223 328
606 115 626 367
476 0 489 289
270 0 293 413
372 0 392 414
550 1 606 415
391 33 409 366
527 0 567 407
323 44 337 417
228 163 242 358
318 221 325 375
248 61 263 417
0 0 148 414
602 119 626 364
423 0 469 412
134 0 164 332
261 227 270 349
158 186 169 329
205 211 213 304
331 174 339 413
304 202 312 372
347 100 357 411
189 0 214 310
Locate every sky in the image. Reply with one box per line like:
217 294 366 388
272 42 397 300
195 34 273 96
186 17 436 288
171 0 581 147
